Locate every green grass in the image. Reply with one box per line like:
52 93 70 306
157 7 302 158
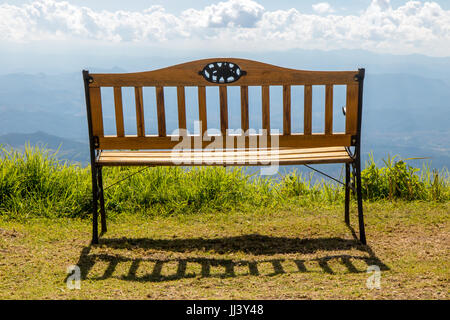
0 145 449 299
0 201 448 299
1 145 449 220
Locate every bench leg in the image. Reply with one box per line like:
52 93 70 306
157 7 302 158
355 159 367 245
344 163 350 224
91 165 99 244
98 167 107 234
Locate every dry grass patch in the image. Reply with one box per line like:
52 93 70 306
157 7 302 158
0 201 448 299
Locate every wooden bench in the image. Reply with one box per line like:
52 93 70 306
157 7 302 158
82 58 367 245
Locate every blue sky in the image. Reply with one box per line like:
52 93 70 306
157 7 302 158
7 0 450 14
1 0 450 58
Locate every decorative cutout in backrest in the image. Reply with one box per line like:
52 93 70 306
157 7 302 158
199 62 246 84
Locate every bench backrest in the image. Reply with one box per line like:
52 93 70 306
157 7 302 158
83 58 364 150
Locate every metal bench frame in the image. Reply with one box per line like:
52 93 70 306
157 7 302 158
82 58 366 245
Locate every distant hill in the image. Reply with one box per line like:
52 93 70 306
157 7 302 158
0 51 449 170
0 131 88 165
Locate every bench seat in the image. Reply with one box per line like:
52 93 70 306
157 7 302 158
97 146 352 166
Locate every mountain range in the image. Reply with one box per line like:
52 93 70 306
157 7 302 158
0 49 449 170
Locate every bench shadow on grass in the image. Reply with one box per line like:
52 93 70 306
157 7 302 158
72 226 389 283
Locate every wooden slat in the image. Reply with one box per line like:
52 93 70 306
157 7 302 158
89 87 104 137
283 85 291 135
97 133 352 150
99 151 349 160
177 86 187 130
304 85 312 135
100 146 347 157
100 148 349 164
221 88 231 144
219 86 228 135
240 86 249 133
100 153 350 162
279 133 351 148
198 86 207 135
134 87 145 137
262 85 270 133
325 84 333 135
346 84 358 135
99 157 350 166
98 157 351 166
156 86 166 137
98 147 351 166
89 58 359 87
113 87 125 137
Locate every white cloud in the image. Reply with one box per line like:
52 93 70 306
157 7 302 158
312 2 334 14
1 0 450 56
182 0 264 28
370 0 391 11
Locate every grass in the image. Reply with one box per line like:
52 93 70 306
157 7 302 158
0 201 448 299
0 146 449 299
1 145 449 220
